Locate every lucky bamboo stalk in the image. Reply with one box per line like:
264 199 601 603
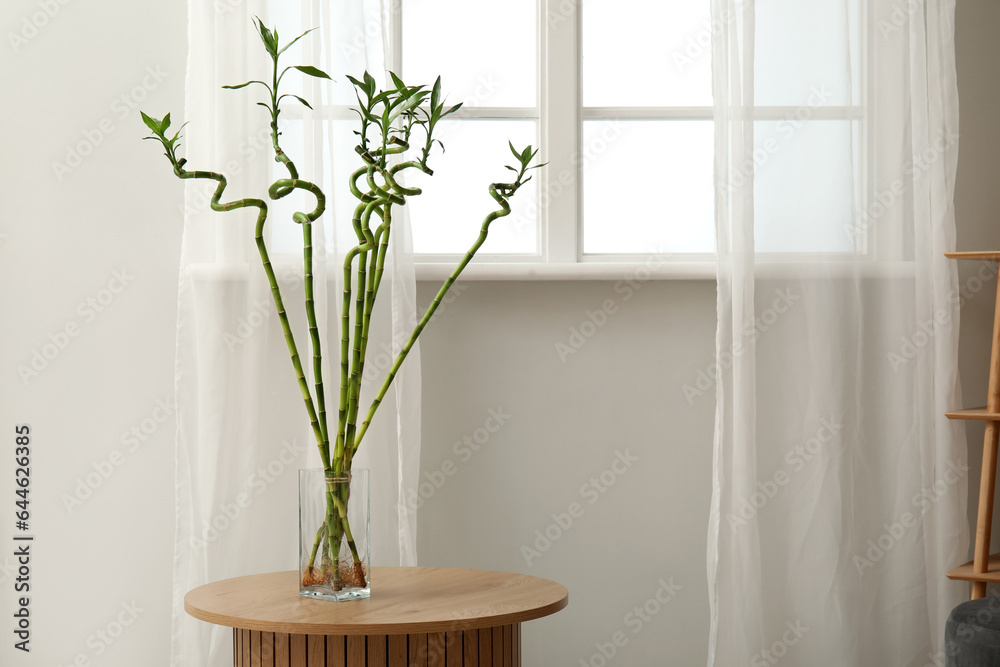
350 163 536 452
142 18 544 596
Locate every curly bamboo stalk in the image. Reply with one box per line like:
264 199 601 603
346 245 368 446
342 195 386 457
345 218 388 465
263 45 332 465
335 167 380 470
345 167 422 454
359 223 386 361
267 176 329 461
168 167 326 450
337 194 385 468
351 181 517 451
343 147 410 452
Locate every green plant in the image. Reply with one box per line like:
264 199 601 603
142 18 543 590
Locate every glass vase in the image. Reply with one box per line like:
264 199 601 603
298 468 370 601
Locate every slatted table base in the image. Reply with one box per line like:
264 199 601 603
234 626 521 667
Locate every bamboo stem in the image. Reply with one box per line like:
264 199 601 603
323 489 343 588
170 168 325 449
266 175 329 464
307 522 326 570
352 183 515 450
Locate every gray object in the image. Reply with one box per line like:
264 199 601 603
946 598 1000 666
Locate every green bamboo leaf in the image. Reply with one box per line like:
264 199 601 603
395 94 422 116
222 80 270 91
363 71 376 94
140 111 163 135
278 27 317 55
438 102 461 125
389 71 406 91
352 92 380 124
409 89 430 108
397 86 419 103
290 95 313 110
346 74 367 97
359 103 380 124
509 141 520 160
431 76 441 109
160 113 171 134
386 93 406 112
293 65 332 79
252 17 276 54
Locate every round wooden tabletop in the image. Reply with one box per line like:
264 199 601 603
185 567 569 636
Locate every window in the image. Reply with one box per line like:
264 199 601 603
397 0 868 273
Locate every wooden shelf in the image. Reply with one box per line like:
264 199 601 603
948 554 1000 583
946 407 1000 421
946 248 1000 599
945 251 1000 260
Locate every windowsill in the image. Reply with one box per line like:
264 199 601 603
186 260 919 283
414 261 717 281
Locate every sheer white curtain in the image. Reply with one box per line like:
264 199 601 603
172 1 420 665
707 1 966 665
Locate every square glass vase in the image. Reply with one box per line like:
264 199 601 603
298 468 370 601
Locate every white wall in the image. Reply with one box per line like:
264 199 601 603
0 0 185 665
415 281 716 664
0 0 997 666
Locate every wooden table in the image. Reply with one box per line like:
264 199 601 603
185 567 569 667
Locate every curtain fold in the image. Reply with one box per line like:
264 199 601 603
172 1 420 665
707 1 967 665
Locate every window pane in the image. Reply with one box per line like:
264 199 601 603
583 121 715 254
402 0 537 107
753 120 858 253
754 0 862 106
406 120 539 254
583 0 712 107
